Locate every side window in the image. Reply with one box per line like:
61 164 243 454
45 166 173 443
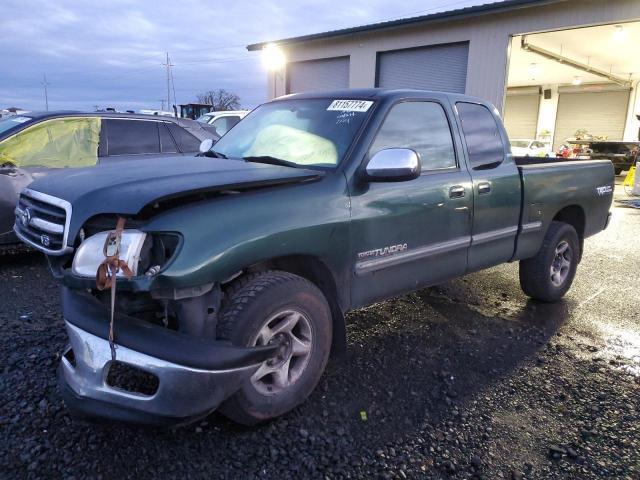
106 119 160 156
0 117 101 168
168 123 201 152
456 102 504 170
368 101 456 171
159 123 178 153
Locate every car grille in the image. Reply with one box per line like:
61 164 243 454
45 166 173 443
14 189 72 255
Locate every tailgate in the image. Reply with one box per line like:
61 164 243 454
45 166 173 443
514 160 614 260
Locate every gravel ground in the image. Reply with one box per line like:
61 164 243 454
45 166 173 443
1 181 639 479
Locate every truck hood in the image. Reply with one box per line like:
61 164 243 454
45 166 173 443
26 156 323 241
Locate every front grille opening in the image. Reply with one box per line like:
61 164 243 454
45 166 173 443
16 192 68 252
106 362 159 396
63 347 76 368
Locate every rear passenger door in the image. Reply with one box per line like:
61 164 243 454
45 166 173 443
350 100 473 306
455 102 521 272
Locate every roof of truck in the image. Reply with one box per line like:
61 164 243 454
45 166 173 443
272 88 494 107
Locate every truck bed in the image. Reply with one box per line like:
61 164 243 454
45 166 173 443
513 159 614 261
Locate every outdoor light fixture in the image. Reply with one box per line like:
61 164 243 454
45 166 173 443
528 63 539 79
572 76 583 85
613 24 626 41
262 43 286 71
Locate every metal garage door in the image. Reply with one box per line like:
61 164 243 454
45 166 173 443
287 57 350 94
376 42 469 93
503 88 540 139
553 85 630 150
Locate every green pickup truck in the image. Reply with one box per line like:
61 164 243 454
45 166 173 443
14 89 614 426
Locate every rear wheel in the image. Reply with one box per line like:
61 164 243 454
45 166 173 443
614 167 623 175
217 271 332 425
519 221 580 302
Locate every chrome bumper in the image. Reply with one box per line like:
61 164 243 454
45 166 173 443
60 320 259 425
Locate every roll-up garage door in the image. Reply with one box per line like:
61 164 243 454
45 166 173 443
553 85 630 150
503 88 540 139
376 42 469 93
287 57 350 94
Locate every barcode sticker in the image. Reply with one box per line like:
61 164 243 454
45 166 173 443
327 100 373 112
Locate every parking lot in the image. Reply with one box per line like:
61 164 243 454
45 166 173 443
0 178 638 480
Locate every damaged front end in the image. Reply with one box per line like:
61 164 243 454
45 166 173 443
15 191 277 426
59 289 276 426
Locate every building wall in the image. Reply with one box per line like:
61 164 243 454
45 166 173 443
268 0 640 112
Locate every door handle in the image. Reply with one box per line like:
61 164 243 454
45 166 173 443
449 185 466 198
478 182 492 195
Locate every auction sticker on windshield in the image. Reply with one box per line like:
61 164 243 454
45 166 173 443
327 100 373 112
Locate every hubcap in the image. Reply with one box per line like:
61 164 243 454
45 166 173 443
550 240 572 287
250 309 313 396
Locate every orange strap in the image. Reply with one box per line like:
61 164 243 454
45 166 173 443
95 217 134 361
95 217 134 290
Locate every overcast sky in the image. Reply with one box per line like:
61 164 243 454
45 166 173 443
0 0 484 112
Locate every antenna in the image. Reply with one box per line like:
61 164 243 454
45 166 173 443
41 74 50 111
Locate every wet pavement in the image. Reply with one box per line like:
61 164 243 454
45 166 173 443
0 178 638 479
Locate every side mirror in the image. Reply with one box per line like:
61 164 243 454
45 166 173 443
199 138 214 154
365 148 421 182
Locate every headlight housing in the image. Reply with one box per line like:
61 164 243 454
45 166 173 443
72 230 147 278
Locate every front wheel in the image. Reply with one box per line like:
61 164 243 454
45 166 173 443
519 221 580 302
614 167 623 175
217 271 332 425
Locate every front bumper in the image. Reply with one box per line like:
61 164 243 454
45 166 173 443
59 288 277 426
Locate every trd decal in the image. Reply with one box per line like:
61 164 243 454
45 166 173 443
596 185 613 196
358 243 408 259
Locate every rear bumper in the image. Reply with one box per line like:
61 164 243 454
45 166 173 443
59 288 277 426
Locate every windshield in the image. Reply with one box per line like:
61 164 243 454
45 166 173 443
510 140 530 148
0 116 31 136
211 98 373 168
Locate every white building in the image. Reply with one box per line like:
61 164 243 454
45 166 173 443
248 0 640 150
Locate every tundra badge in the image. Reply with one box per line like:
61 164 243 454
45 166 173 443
358 243 408 259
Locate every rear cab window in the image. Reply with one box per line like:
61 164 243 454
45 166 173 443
456 102 505 170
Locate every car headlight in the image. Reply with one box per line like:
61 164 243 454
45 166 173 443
72 230 147 278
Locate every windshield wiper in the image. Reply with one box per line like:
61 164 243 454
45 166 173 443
208 150 228 159
243 156 298 168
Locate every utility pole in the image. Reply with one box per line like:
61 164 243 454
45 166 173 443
41 74 50 111
163 52 173 114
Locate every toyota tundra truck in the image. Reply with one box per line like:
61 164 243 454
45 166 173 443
14 89 614 426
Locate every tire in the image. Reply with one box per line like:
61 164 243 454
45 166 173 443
614 167 623 175
217 271 332 425
519 221 580 302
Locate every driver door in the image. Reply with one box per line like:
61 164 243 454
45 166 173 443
349 100 472 307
